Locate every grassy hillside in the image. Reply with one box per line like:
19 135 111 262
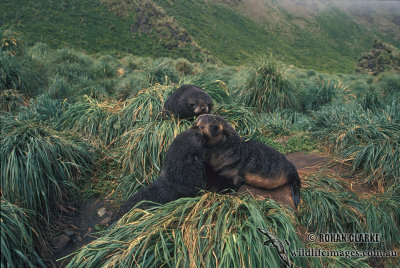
2 0 400 72
1 28 399 266
0 0 209 62
156 0 400 72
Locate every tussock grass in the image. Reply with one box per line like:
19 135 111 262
0 117 94 220
118 84 173 123
312 102 400 188
362 193 400 250
309 244 371 267
93 55 120 78
1 198 46 268
27 42 53 59
259 109 312 136
145 58 179 85
380 74 400 102
357 88 383 111
66 193 306 267
48 75 72 99
0 52 45 94
56 96 122 145
118 118 192 178
301 78 339 111
0 89 27 113
213 103 259 138
52 48 93 67
55 62 88 81
0 27 23 56
115 71 148 100
174 57 193 75
18 94 66 124
301 175 400 252
300 175 364 234
120 55 151 72
238 57 299 112
183 76 232 104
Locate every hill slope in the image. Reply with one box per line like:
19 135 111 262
0 0 211 62
1 0 399 72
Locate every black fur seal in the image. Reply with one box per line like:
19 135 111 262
118 127 206 216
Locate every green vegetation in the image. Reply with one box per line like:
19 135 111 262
237 57 299 112
0 117 94 221
1 198 46 268
0 0 207 62
2 0 400 72
312 101 400 191
1 28 399 267
67 193 306 267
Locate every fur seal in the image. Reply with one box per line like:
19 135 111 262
118 127 206 215
163 84 213 119
195 114 301 208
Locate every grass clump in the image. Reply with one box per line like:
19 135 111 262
259 109 312 136
56 96 122 146
27 42 53 59
300 175 364 234
184 75 232 104
301 78 339 111
92 55 120 79
117 117 192 178
52 48 93 67
238 57 299 112
120 55 151 72
118 84 173 124
0 27 23 56
0 51 45 94
145 58 179 85
47 75 72 99
17 94 66 124
213 103 259 138
362 193 400 251
312 102 400 189
114 71 148 100
0 117 94 221
380 74 400 103
174 57 193 75
66 193 305 267
0 89 27 113
1 197 46 268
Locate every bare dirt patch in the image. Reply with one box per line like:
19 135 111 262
52 198 115 267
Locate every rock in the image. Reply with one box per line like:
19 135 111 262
97 207 107 217
50 234 71 251
106 210 115 217
99 217 112 226
64 230 75 237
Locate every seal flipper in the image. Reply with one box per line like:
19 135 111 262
290 173 301 208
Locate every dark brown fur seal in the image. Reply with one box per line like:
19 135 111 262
195 114 301 208
163 84 213 119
